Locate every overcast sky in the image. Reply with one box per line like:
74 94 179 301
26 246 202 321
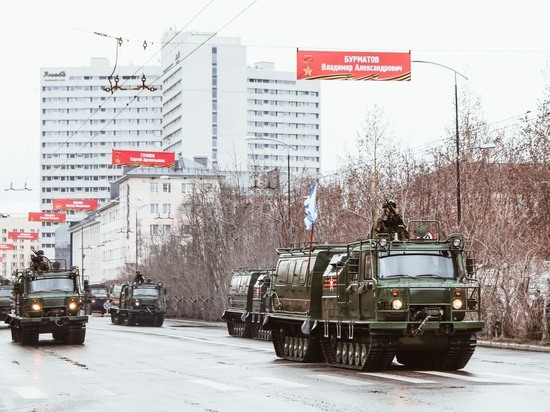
0 0 548 214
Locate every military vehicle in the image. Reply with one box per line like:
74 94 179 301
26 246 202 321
110 273 166 326
221 268 273 340
84 283 111 315
5 249 88 345
262 221 484 371
0 277 12 321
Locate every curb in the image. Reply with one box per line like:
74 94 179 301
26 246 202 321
478 340 550 353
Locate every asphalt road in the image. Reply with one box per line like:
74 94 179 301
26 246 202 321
1 317 549 412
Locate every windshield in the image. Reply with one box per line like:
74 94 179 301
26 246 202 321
0 289 11 297
379 252 455 279
133 288 159 297
91 288 109 296
30 278 75 293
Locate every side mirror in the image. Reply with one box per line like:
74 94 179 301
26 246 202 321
466 257 476 276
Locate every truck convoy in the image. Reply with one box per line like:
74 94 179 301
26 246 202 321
221 268 273 340
110 272 167 327
84 283 111 315
5 248 88 346
225 220 484 371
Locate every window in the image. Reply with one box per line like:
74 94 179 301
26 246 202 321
150 182 159 193
163 183 171 193
150 204 159 214
162 204 171 215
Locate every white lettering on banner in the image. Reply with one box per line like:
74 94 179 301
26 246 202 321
354 65 403 72
321 64 353 72
344 55 380 64
140 153 155 158
129 156 167 164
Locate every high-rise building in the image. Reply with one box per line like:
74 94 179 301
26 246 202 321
161 31 321 177
39 58 163 255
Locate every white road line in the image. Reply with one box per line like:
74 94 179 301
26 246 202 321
11 386 48 399
418 371 496 382
188 379 242 391
471 372 550 384
308 374 373 386
360 372 436 384
252 377 309 388
81 384 116 396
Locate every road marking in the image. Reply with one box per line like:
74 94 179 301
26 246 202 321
188 379 242 391
472 371 550 384
82 384 116 396
11 387 48 399
252 377 309 388
418 371 496 382
360 372 436 384
309 374 373 386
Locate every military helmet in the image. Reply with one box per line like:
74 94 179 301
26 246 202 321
384 199 397 208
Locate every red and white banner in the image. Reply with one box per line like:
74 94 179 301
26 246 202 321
112 149 175 168
0 243 14 250
52 199 98 211
297 50 411 81
8 232 39 240
28 212 67 222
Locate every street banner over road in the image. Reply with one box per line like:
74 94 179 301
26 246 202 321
297 50 411 81
52 199 98 211
28 212 67 222
112 149 176 168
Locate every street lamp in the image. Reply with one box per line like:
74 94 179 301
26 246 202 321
121 201 148 272
412 60 468 226
246 137 297 244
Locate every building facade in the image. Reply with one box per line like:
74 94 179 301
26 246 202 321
0 214 41 280
160 31 321 177
69 158 218 283
39 58 163 255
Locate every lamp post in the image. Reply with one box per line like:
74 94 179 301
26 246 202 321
122 201 147 273
412 60 468 226
246 137 297 244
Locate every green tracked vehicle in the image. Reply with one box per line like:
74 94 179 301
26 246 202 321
5 249 88 346
221 268 274 340
110 273 167 327
262 221 484 371
0 277 12 322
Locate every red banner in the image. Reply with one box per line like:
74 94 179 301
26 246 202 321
112 149 175 168
297 50 411 81
0 244 14 250
8 232 39 240
52 199 98 211
28 212 67 222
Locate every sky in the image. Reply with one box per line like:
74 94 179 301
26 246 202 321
0 0 548 215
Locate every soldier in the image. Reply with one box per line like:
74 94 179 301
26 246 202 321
30 249 49 271
371 199 409 240
133 271 145 284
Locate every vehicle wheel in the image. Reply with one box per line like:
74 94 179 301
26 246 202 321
154 317 164 327
67 325 86 344
10 326 17 342
20 327 39 346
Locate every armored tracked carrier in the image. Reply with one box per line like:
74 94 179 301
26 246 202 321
5 250 88 346
262 221 484 371
110 273 166 327
221 268 273 340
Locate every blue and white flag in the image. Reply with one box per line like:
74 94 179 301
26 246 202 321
304 181 318 231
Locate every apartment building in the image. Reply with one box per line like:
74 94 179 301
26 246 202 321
39 58 163 255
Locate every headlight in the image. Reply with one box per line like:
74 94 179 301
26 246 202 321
31 300 42 311
391 299 403 310
452 298 464 310
134 300 140 307
379 238 388 247
68 301 78 311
